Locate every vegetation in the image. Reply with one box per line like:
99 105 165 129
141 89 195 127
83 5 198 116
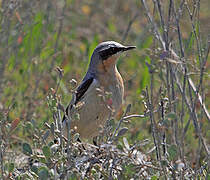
0 0 209 179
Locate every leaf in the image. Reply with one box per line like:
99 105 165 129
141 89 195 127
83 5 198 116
166 112 177 120
22 143 32 155
42 145 51 159
38 167 49 180
117 127 128 137
125 104 131 115
123 137 130 150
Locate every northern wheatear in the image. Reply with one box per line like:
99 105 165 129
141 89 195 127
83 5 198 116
63 41 136 138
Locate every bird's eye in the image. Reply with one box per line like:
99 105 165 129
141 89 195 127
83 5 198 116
110 47 115 53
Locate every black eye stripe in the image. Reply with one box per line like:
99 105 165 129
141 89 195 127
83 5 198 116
99 47 122 60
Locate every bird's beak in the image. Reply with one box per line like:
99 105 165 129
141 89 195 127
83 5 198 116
122 46 136 51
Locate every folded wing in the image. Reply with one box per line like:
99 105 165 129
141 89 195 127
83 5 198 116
62 77 94 122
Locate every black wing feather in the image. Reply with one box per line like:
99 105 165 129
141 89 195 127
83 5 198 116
75 78 94 104
62 77 94 122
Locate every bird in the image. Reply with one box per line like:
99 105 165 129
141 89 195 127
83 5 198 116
62 41 136 138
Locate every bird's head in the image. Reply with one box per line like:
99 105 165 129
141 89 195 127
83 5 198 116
89 41 136 72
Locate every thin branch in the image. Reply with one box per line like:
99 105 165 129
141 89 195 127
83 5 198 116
145 87 160 161
142 0 210 120
122 114 145 120
141 0 165 49
173 71 209 156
